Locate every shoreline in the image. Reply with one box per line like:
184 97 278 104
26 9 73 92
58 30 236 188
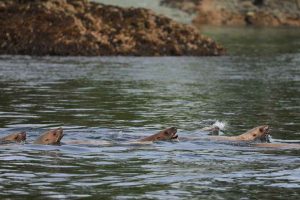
0 0 225 57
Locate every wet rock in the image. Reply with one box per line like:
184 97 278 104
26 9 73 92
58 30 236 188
0 0 225 56
161 0 300 27
160 0 201 14
193 0 300 27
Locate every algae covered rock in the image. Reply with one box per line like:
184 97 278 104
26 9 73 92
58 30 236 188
0 0 225 56
193 0 300 27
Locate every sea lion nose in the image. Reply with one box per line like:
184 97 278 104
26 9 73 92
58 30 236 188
21 132 26 139
265 126 270 132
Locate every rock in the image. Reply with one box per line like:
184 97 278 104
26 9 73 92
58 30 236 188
160 0 201 14
0 0 225 56
160 0 300 27
193 0 300 27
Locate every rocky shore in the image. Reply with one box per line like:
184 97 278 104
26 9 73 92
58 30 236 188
160 0 200 14
161 0 300 27
194 0 300 27
0 0 225 56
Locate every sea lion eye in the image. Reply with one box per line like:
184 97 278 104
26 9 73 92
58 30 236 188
53 133 57 136
253 134 257 137
45 139 49 142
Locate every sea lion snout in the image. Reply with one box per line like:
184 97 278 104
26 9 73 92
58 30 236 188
259 125 271 143
34 128 64 145
168 127 178 139
260 125 270 133
16 131 27 142
53 128 64 142
259 125 271 137
0 131 27 143
139 127 178 142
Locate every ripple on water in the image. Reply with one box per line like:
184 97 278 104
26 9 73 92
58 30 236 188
0 40 300 199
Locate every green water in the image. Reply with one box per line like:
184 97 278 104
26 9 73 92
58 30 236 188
0 27 300 199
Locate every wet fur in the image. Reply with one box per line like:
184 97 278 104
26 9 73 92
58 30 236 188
34 127 177 146
34 128 64 145
0 131 26 143
208 125 270 142
139 127 178 142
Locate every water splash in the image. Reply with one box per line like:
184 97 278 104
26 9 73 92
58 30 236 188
213 120 227 131
201 120 227 132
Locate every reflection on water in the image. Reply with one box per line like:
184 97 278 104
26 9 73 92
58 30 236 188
203 27 300 56
0 28 300 199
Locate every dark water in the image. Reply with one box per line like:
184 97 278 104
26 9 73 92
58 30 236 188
0 28 300 199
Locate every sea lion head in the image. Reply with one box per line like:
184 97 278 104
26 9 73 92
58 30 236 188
238 125 270 142
34 128 64 145
154 127 178 141
0 131 26 143
140 127 178 142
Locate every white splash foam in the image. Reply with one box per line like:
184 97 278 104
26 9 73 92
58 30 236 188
212 120 227 131
200 120 227 132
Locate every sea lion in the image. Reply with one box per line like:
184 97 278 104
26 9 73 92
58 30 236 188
34 128 64 145
208 125 270 142
34 127 178 146
138 127 178 142
64 127 178 145
0 131 26 144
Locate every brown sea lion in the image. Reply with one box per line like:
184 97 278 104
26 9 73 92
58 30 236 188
208 125 270 142
34 128 64 145
64 127 178 145
0 131 26 143
138 127 178 142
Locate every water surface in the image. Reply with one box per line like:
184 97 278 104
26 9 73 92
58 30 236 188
0 27 300 199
